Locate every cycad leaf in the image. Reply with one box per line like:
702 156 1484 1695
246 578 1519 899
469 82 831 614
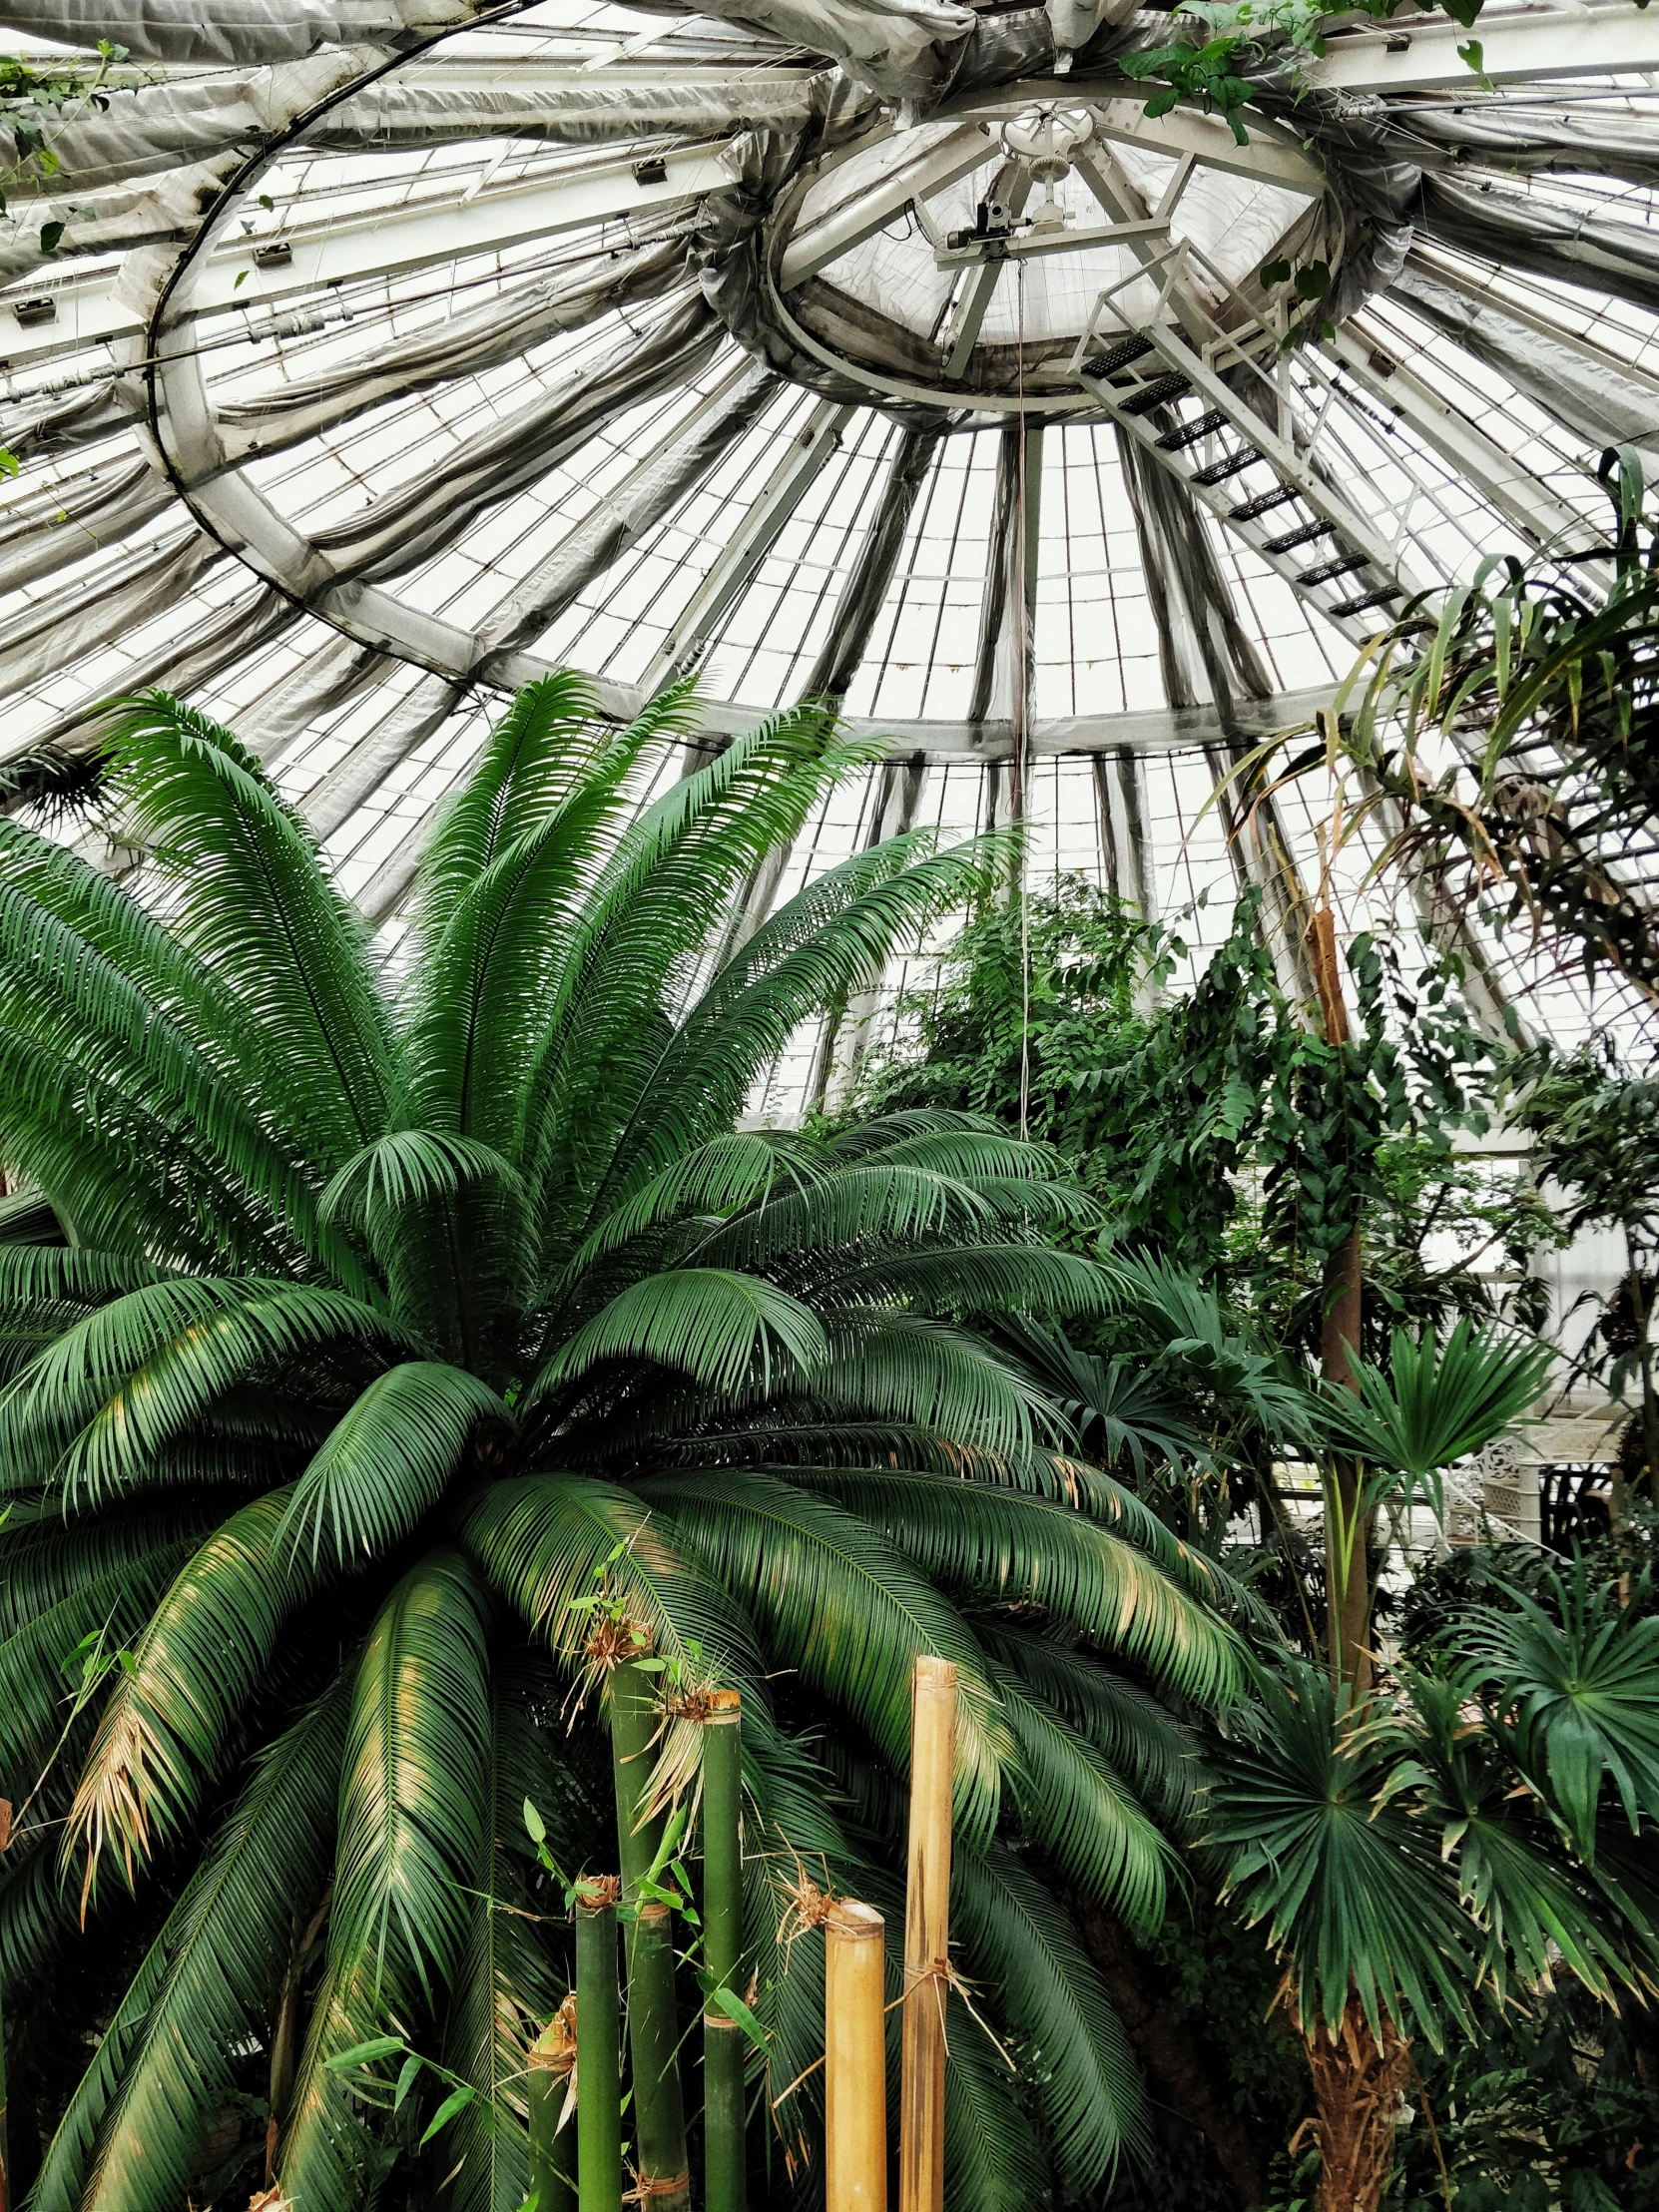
100 691 391 1165
561 1129 825 1287
461 1471 767 1814
777 1466 1241 1706
276 1553 493 2206
536 1269 828 1399
981 1624 1201 1830
0 1278 402 1501
281 1364 509 1565
813 1310 1059 1459
65 1485 319 1897
320 1130 523 1230
954 1843 1148 2188
998 1673 1174 1935
444 1677 573 2212
820 1242 1114 1320
40 1684 347 2212
0 1526 204 1795
639 1468 1012 1848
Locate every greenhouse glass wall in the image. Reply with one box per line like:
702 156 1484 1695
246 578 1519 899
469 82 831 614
1 1 1657 2207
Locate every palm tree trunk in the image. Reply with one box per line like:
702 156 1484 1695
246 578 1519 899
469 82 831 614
1308 906 1371 1696
1303 1999 1409 2212
608 1658 690 2212
1322 1228 1371 1695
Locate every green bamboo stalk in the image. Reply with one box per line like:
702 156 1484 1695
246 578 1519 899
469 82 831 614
0 1977 10 2212
576 1883 622 2212
609 1654 690 2212
702 1690 746 2212
528 1997 578 2212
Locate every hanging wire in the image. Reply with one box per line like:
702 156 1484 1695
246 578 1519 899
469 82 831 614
1014 254 1033 1143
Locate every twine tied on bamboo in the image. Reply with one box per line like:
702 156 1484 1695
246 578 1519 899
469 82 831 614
899 1955 1015 2070
623 2166 693 2203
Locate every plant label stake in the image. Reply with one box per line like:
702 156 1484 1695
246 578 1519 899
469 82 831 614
702 1689 746 2212
899 1657 956 2212
826 1900 887 2212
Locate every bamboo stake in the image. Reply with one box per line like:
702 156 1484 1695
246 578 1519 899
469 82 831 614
898 1657 956 2212
609 1654 691 2212
702 1689 746 2212
528 1995 579 2212
0 1979 10 2212
576 1881 623 2212
827 1901 886 2212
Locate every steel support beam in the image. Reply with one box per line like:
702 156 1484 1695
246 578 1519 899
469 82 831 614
781 122 990 290
2 139 730 369
944 169 1032 377
1326 316 1611 578
1306 4 1659 92
642 397 854 692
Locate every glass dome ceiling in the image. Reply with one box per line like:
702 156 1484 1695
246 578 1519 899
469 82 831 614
4 0 1659 1097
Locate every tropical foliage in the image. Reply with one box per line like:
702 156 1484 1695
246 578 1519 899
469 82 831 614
1280 451 1659 1005
0 677 1250 2212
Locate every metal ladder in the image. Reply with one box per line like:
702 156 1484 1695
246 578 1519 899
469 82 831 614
1068 238 1430 645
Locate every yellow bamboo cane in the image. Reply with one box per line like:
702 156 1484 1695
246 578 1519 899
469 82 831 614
826 1900 886 2212
898 1657 956 2212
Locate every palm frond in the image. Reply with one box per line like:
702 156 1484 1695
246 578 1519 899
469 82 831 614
980 1624 1202 1830
65 1486 317 1897
276 1552 493 2205
534 1269 828 1400
954 1843 1149 2189
1206 1658 1480 2042
462 1470 767 1814
617 830 1014 1191
638 1468 1013 1848
774 1466 1242 1707
1322 1320 1554 1503
99 691 391 1166
1404 1669 1642 1998
0 1528 204 1794
41 1683 348 2212
444 1676 573 2212
817 1242 1116 1321
281 1363 509 1566
1455 1558 1659 1860
997 1673 1174 1935
0 827 370 1289
0 1278 403 1501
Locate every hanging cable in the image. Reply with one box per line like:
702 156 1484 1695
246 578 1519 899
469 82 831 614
1014 254 1032 1143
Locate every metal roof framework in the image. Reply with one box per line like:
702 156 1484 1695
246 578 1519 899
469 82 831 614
4 0 1659 1101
